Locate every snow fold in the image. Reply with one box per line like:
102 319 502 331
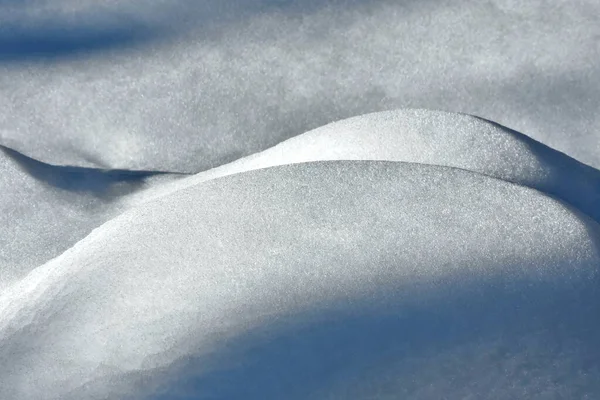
1 109 600 399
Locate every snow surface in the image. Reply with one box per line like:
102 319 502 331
2 161 600 399
0 144 181 289
1 0 600 171
2 1 600 399
144 109 600 224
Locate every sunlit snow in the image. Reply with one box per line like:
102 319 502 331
1 1 600 399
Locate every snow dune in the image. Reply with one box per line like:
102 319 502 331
4 109 599 291
2 0 600 398
1 110 600 399
148 109 600 224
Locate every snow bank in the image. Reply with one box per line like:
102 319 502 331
142 109 600 224
2 1 600 397
1 161 599 399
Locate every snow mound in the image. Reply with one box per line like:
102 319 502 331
6 107 599 290
1 161 599 399
146 109 600 224
7 107 600 294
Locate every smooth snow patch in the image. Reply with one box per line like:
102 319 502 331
1 161 599 399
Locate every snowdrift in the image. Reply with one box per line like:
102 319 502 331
2 2 600 397
1 110 600 399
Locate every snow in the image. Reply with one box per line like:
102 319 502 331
0 144 180 289
1 1 600 399
1 0 600 171
2 161 599 399
144 109 600 223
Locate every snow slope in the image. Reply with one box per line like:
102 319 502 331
5 108 599 292
146 109 600 224
2 0 600 398
0 144 182 289
1 108 600 398
1 161 599 399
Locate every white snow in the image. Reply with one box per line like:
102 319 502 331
0 144 181 289
1 161 599 399
1 1 600 399
1 0 600 171
142 109 600 223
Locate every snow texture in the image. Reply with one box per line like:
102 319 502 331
1 1 600 399
2 161 600 399
1 0 600 171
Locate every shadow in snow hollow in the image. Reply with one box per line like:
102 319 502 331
0 144 177 196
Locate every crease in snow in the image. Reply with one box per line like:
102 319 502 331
7 159 599 300
3 108 599 292
0 143 186 289
0 143 186 193
133 109 600 225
